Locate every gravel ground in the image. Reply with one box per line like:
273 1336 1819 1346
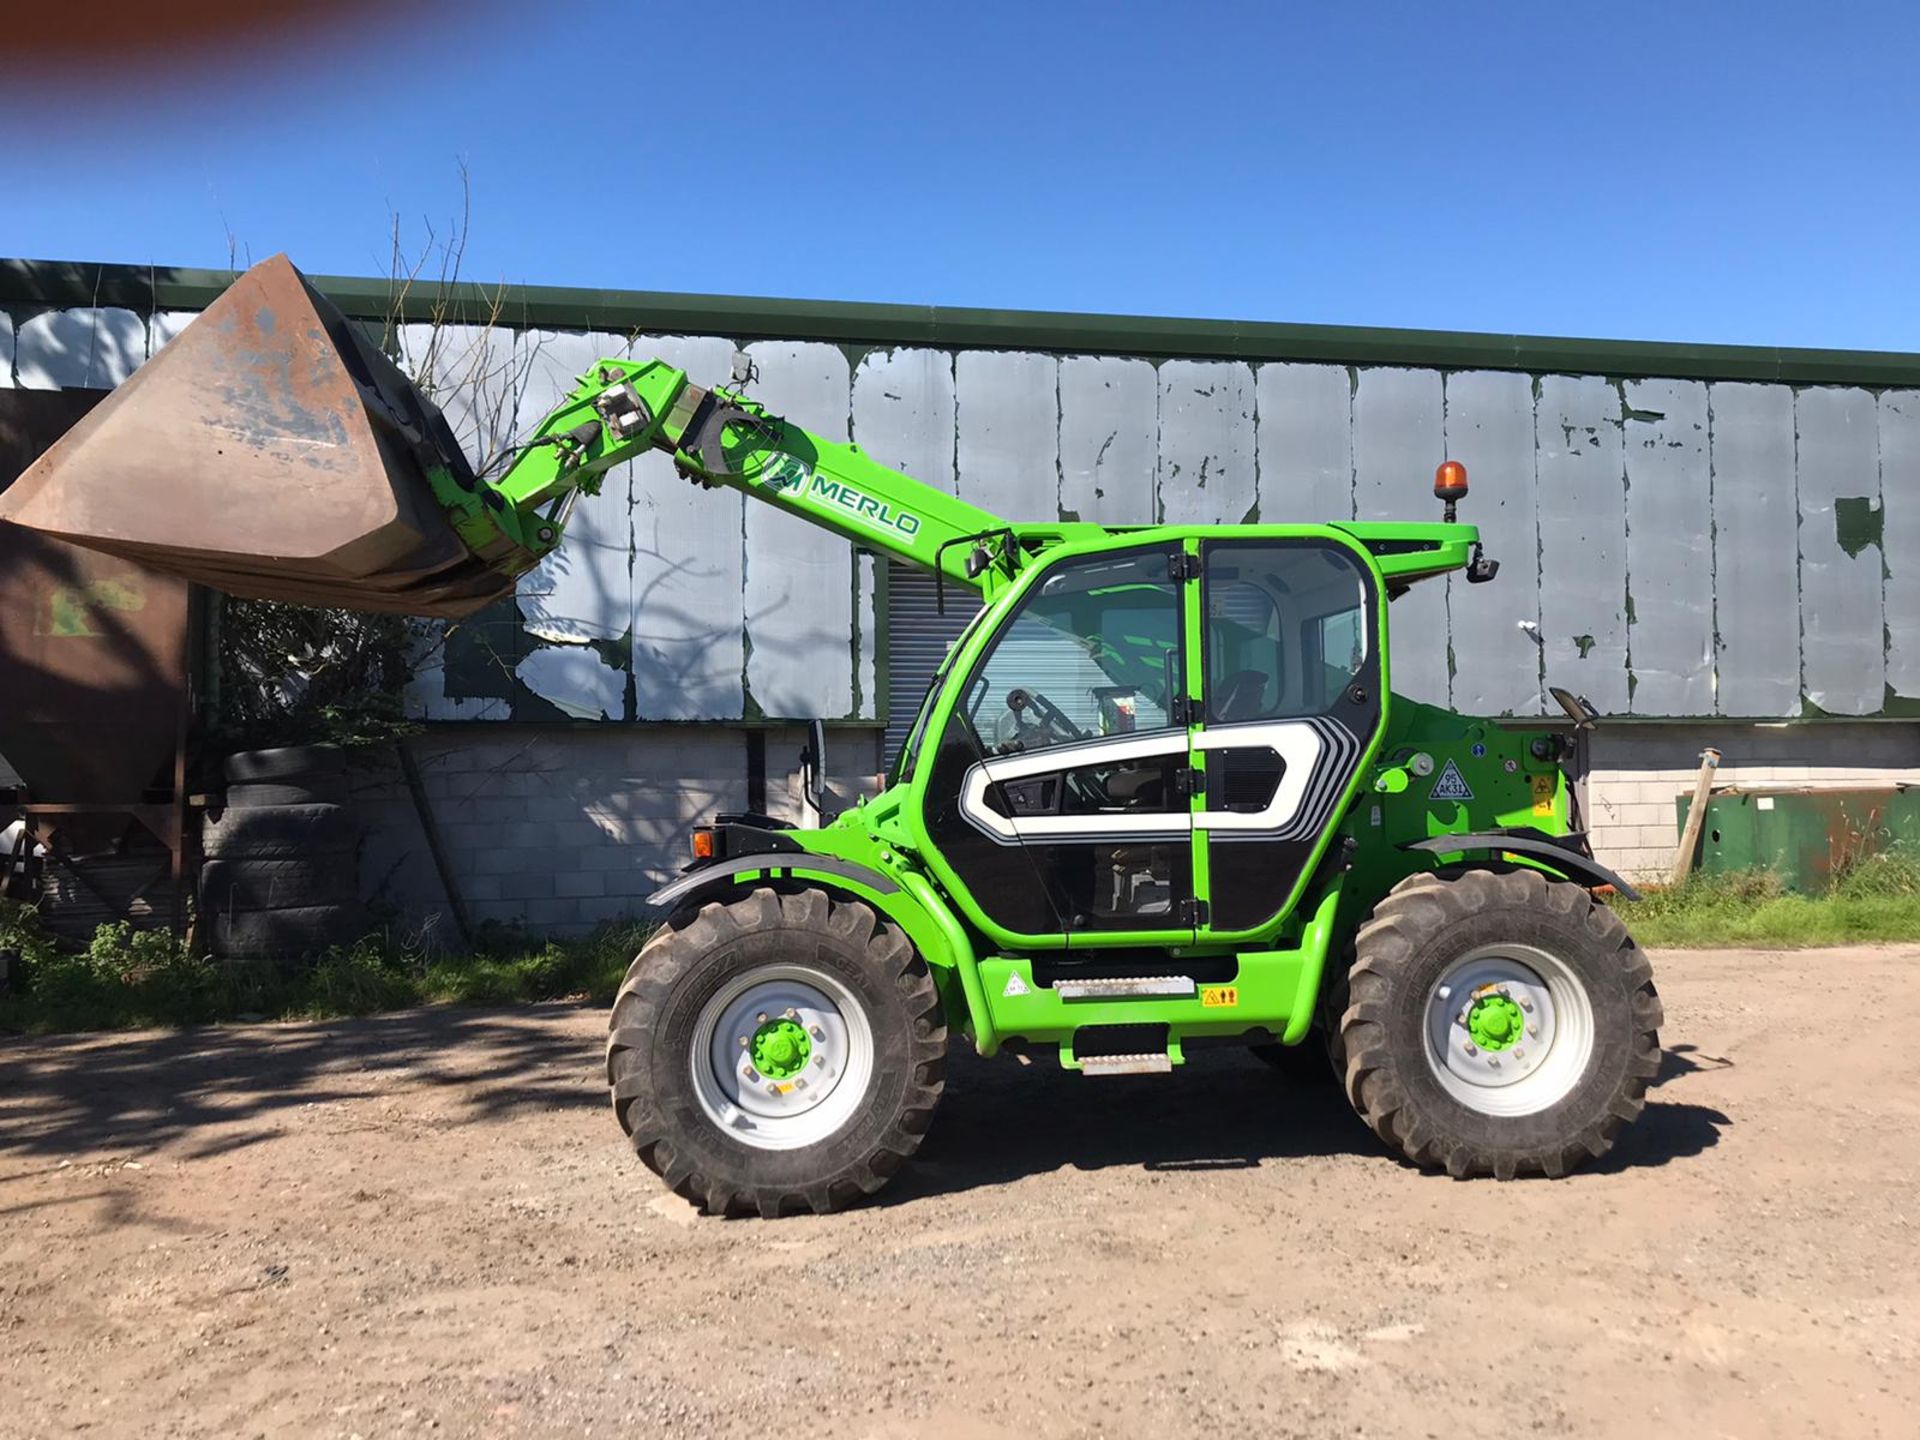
2 944 1916 1439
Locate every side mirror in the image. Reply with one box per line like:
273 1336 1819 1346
1549 686 1599 731
801 719 830 821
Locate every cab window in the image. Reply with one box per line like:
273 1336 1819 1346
1205 543 1371 722
965 550 1181 752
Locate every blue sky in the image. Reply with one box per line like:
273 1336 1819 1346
9 1 1916 350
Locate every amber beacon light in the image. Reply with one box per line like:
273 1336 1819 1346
1434 460 1469 522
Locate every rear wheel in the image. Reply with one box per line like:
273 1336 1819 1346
1339 867 1662 1179
607 888 946 1217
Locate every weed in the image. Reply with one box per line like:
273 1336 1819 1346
0 908 655 1035
0 899 61 971
1830 846 1920 900
1616 845 1920 948
300 935 420 1016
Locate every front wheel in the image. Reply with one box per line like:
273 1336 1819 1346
1339 867 1662 1179
607 887 947 1217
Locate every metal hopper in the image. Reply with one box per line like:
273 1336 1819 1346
0 255 519 618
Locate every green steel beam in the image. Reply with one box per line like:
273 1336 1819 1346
5 257 1920 389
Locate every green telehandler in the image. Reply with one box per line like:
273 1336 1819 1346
1 256 1661 1213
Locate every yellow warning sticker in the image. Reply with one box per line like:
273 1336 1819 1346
1531 772 1556 817
1200 985 1239 1008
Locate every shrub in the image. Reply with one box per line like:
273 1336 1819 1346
1614 845 1920 948
1830 845 1920 900
302 934 420 1016
0 910 656 1034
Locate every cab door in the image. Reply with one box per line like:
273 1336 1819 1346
1190 539 1384 936
915 544 1199 946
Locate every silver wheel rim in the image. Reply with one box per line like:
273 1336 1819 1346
1423 942 1595 1117
690 965 874 1151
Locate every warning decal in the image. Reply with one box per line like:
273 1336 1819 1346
1531 772 1556 817
1429 759 1474 802
1002 972 1030 998
1199 985 1239 1008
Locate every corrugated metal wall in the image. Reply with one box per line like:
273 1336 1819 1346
4 293 1914 725
388 346 1920 724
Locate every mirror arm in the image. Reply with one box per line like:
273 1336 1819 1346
803 719 830 821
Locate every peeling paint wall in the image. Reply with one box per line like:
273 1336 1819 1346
1884 392 1920 702
513 328 638 721
1353 367 1449 705
1622 379 1713 715
1710 384 1800 717
1058 355 1156 524
8 294 1919 722
1255 363 1352 523
1536 375 1627 715
955 350 1059 523
1156 360 1255 526
743 341 857 720
1445 370 1539 717
630 334 746 721
1795 387 1884 715
13 306 145 389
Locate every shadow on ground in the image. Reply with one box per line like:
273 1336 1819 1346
0 1003 604 1165
0 1009 1729 1196
882 1043 1730 1204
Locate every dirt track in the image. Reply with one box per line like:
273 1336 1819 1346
3 944 1916 1438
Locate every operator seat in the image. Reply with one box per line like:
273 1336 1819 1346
1212 669 1270 722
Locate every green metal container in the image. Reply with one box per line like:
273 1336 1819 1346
1679 786 1920 891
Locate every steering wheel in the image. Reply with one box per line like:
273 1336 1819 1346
1006 687 1088 746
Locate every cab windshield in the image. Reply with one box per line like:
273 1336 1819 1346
891 603 993 785
961 550 1181 754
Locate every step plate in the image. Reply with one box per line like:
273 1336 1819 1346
1077 1052 1175 1076
1053 975 1197 1000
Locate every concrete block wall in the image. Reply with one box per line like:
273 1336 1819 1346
341 715 1920 936
381 727 743 938
1586 722 1920 882
348 747 458 948
348 726 886 939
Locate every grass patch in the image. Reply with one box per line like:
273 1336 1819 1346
1614 848 1920 948
10 846 1920 1032
0 899 652 1035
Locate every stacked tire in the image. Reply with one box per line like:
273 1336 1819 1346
199 746 370 959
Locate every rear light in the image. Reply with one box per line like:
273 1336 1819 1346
691 828 715 860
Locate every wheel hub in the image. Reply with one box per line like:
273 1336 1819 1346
1424 944 1593 1117
691 967 876 1152
1466 991 1524 1052
750 1017 812 1079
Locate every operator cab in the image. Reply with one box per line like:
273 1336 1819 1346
908 535 1382 947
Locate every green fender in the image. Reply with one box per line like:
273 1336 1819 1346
646 858 997 1054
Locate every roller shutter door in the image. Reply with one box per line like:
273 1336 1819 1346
883 562 981 768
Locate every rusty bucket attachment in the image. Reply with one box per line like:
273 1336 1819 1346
0 255 519 618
